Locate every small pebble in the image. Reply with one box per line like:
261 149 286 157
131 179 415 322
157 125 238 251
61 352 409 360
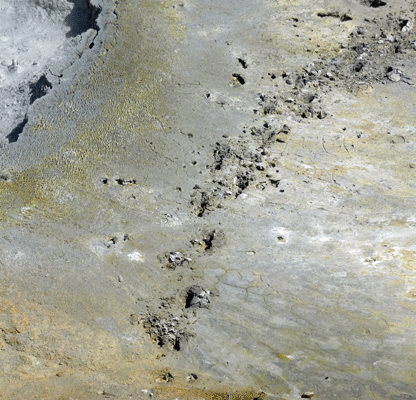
388 73 401 82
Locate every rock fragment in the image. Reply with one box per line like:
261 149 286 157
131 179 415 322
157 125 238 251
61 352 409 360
184 285 210 309
388 73 401 82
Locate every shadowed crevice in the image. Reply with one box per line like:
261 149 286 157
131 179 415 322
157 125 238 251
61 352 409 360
29 75 53 105
6 116 28 143
360 0 386 7
65 0 101 38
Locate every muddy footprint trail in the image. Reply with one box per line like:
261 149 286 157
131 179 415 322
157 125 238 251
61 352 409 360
0 0 416 399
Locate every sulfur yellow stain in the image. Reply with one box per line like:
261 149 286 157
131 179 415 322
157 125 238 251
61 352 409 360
399 250 416 271
0 0 184 229
32 117 52 132
278 353 290 362
155 386 267 400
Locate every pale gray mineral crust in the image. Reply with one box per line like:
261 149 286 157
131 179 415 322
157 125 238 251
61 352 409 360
0 0 416 399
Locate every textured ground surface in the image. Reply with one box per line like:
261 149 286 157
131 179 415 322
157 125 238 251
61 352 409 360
0 0 416 399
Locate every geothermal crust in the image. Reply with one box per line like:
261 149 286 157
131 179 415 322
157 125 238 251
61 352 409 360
0 0 416 399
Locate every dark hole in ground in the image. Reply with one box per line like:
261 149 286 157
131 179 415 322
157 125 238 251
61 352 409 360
340 14 353 21
106 237 117 248
399 19 410 29
316 12 352 21
304 93 317 103
0 175 11 182
354 62 365 72
187 373 198 381
6 115 28 143
116 178 137 185
232 73 245 85
29 75 53 105
184 291 193 308
360 0 386 7
202 230 215 250
65 0 101 38
159 372 174 382
237 58 248 68
235 172 252 194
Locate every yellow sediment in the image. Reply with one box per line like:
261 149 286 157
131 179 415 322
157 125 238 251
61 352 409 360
155 386 267 400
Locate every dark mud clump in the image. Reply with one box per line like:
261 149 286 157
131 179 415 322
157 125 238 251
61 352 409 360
184 285 211 309
131 312 195 351
190 187 222 217
191 228 227 252
158 250 192 270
